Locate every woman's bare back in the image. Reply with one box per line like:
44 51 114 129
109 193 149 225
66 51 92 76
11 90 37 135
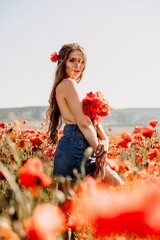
56 78 82 125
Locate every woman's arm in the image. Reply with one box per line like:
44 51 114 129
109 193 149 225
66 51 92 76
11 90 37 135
95 123 109 169
58 79 99 152
96 123 109 148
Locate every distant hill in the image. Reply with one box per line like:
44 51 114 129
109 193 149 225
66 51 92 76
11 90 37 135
0 106 160 128
0 106 47 123
102 108 160 127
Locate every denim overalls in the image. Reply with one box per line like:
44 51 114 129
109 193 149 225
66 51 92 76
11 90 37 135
53 124 96 179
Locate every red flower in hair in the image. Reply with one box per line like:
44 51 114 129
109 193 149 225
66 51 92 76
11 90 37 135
82 91 112 124
50 52 59 62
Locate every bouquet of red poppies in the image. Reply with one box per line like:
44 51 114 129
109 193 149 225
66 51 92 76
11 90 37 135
82 91 112 124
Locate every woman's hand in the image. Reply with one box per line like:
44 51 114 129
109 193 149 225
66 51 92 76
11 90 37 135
94 140 108 176
96 140 108 158
94 153 107 178
95 140 108 171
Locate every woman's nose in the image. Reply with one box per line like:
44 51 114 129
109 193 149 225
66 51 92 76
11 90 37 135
74 61 79 67
75 61 82 68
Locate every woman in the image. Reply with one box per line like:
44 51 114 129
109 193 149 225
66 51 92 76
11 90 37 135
47 43 123 184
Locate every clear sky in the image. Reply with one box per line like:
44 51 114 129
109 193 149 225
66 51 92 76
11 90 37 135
1 0 160 109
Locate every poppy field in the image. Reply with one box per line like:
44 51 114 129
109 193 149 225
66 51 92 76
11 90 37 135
0 120 160 240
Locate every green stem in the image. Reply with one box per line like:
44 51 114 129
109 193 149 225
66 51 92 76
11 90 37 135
0 162 29 217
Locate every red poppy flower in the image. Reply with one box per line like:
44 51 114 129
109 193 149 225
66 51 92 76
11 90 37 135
116 132 133 148
23 203 65 240
123 170 135 181
23 129 35 134
82 91 112 124
19 140 25 147
66 177 160 238
43 147 56 159
133 126 155 138
148 149 159 161
104 157 125 172
21 120 27 126
147 161 159 176
50 52 59 62
121 132 133 142
0 171 6 181
138 157 145 164
0 225 20 240
149 120 158 128
30 137 42 145
116 140 131 148
0 122 8 128
18 157 52 189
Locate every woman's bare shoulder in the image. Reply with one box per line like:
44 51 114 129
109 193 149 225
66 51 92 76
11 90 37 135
57 78 77 92
62 78 76 86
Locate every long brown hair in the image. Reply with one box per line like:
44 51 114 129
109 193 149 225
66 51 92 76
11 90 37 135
46 43 87 144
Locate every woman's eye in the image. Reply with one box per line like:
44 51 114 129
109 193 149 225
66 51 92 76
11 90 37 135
69 59 75 62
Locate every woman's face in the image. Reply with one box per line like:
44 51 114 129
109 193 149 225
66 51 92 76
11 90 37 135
65 50 85 81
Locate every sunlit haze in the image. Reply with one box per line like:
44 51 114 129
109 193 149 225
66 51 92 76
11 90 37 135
1 0 160 109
